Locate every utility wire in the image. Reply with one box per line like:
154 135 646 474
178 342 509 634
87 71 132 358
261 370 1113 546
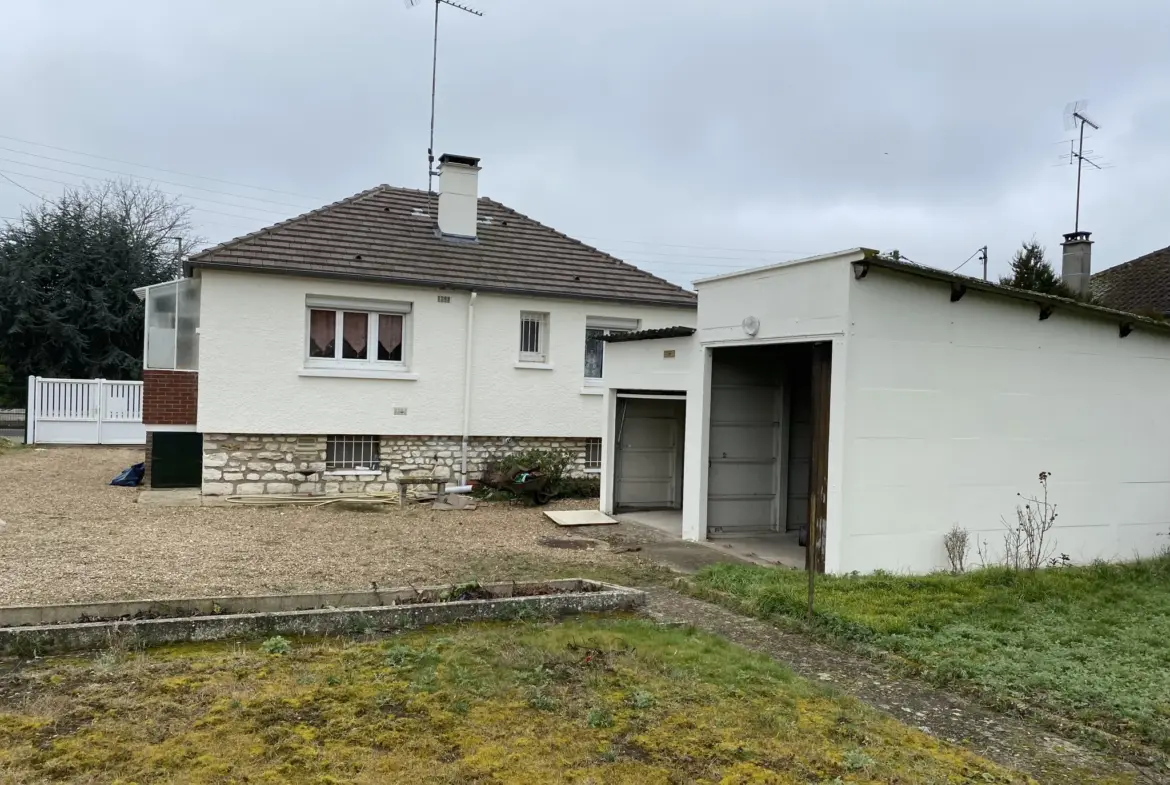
0 168 276 225
0 170 45 202
0 158 300 216
0 132 323 201
951 249 981 273
0 146 315 210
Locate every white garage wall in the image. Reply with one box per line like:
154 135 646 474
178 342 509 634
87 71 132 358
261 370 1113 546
196 269 694 436
841 266 1170 573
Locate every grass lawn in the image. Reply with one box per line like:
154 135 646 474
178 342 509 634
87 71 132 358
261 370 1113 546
0 619 1028 784
692 557 1170 754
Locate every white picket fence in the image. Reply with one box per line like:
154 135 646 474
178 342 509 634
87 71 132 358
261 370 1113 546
26 377 145 445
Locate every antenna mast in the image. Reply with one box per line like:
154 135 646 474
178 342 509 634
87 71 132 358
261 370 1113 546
1062 100 1105 233
407 0 483 194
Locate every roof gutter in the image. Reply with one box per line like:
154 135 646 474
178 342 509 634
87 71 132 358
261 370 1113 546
185 260 697 310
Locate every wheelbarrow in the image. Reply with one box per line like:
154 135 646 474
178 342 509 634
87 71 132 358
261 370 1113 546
484 465 555 505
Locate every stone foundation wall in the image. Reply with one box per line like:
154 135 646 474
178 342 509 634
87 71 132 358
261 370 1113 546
201 434 596 496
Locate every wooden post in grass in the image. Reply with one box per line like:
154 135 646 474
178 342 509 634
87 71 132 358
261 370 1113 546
807 342 832 622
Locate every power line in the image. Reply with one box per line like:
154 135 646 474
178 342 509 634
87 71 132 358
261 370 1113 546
578 234 811 256
0 132 324 201
0 168 283 226
0 171 45 202
0 146 316 210
0 157 300 216
951 249 980 273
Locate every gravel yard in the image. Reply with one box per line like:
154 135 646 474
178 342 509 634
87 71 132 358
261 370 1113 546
0 447 660 606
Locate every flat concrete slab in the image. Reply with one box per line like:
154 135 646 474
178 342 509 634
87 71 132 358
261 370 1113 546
706 532 805 570
616 510 682 537
136 488 203 507
544 509 617 527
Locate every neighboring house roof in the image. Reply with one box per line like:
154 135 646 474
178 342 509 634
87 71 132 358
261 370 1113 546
186 185 697 308
1091 244 1170 317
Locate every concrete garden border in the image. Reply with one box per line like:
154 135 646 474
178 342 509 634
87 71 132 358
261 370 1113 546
0 579 645 656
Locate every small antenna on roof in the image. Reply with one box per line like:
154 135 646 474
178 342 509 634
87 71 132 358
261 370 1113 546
406 0 483 195
1060 100 1107 233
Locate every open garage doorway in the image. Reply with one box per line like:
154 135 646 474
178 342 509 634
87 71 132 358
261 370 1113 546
613 395 686 512
706 342 831 571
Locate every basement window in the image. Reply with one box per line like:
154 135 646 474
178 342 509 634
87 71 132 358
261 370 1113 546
326 435 380 472
584 438 602 472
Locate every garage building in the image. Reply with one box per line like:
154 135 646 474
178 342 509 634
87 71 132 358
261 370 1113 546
599 246 1170 574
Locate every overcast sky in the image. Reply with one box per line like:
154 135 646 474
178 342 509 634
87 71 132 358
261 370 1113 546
2 0 1168 287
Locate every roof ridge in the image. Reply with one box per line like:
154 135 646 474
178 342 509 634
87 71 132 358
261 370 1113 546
186 184 393 262
478 197 696 299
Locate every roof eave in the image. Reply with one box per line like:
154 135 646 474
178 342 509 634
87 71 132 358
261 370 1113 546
858 256 1170 336
188 260 698 309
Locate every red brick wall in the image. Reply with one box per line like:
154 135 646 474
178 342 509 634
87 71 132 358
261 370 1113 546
143 370 198 425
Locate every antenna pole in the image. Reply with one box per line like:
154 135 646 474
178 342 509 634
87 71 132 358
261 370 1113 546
1074 115 1086 233
980 245 988 281
427 0 440 194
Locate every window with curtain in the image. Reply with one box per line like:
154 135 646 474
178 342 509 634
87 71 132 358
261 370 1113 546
519 311 549 363
306 301 409 368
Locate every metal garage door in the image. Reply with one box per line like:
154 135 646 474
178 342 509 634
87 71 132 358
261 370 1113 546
614 398 684 510
707 360 779 537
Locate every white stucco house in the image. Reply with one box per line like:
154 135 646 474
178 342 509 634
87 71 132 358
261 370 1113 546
599 245 1170 574
136 154 696 493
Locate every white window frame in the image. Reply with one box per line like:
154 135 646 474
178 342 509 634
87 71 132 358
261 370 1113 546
584 316 640 385
518 311 550 365
304 295 412 374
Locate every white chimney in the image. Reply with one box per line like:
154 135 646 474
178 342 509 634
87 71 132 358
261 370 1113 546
437 153 481 239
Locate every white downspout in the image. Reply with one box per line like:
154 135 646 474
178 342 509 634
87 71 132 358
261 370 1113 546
460 291 478 485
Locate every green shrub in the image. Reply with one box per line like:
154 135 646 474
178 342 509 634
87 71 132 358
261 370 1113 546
479 448 598 500
259 636 292 655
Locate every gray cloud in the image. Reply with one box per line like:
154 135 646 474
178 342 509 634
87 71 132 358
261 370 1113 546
2 0 1169 286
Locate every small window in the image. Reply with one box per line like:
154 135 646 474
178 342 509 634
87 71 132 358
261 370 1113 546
584 438 602 471
584 317 639 380
519 312 549 363
326 435 380 471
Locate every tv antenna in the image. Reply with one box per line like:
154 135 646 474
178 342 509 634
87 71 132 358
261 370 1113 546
1061 100 1104 233
406 0 483 195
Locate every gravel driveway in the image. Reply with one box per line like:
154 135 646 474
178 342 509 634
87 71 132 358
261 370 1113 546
0 447 657 606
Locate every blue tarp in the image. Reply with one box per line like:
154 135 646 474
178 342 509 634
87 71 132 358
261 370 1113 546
111 463 145 487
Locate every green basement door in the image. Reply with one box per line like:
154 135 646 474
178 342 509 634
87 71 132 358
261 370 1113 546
151 431 203 488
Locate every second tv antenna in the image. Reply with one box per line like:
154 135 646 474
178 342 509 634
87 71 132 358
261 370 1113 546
406 0 483 194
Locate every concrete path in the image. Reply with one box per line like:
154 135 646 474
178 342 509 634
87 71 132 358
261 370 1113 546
641 587 1163 785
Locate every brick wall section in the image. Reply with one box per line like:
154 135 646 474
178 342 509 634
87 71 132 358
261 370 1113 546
142 370 198 425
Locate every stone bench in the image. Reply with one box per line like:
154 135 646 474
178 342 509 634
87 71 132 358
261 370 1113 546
393 476 447 508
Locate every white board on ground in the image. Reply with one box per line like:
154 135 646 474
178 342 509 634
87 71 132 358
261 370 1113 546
544 509 618 527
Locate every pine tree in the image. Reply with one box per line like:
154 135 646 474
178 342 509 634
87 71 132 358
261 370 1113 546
0 181 199 405
998 240 1070 297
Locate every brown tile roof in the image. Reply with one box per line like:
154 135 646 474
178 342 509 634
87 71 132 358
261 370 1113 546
1091 244 1170 317
186 185 697 308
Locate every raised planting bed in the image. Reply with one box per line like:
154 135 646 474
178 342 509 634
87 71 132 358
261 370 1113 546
0 579 644 657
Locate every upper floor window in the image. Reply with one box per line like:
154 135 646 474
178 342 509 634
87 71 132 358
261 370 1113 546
306 295 411 370
584 317 639 381
519 311 549 364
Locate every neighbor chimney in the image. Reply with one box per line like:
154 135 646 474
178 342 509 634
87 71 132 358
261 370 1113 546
437 153 481 239
1061 231 1093 298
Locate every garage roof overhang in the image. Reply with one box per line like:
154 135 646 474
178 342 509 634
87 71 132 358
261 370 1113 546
600 326 696 343
852 253 1170 340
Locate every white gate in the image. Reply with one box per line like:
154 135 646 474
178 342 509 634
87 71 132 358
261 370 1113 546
26 377 145 445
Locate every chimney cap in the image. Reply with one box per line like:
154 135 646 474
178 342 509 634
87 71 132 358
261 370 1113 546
438 153 480 168
1062 231 1093 244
